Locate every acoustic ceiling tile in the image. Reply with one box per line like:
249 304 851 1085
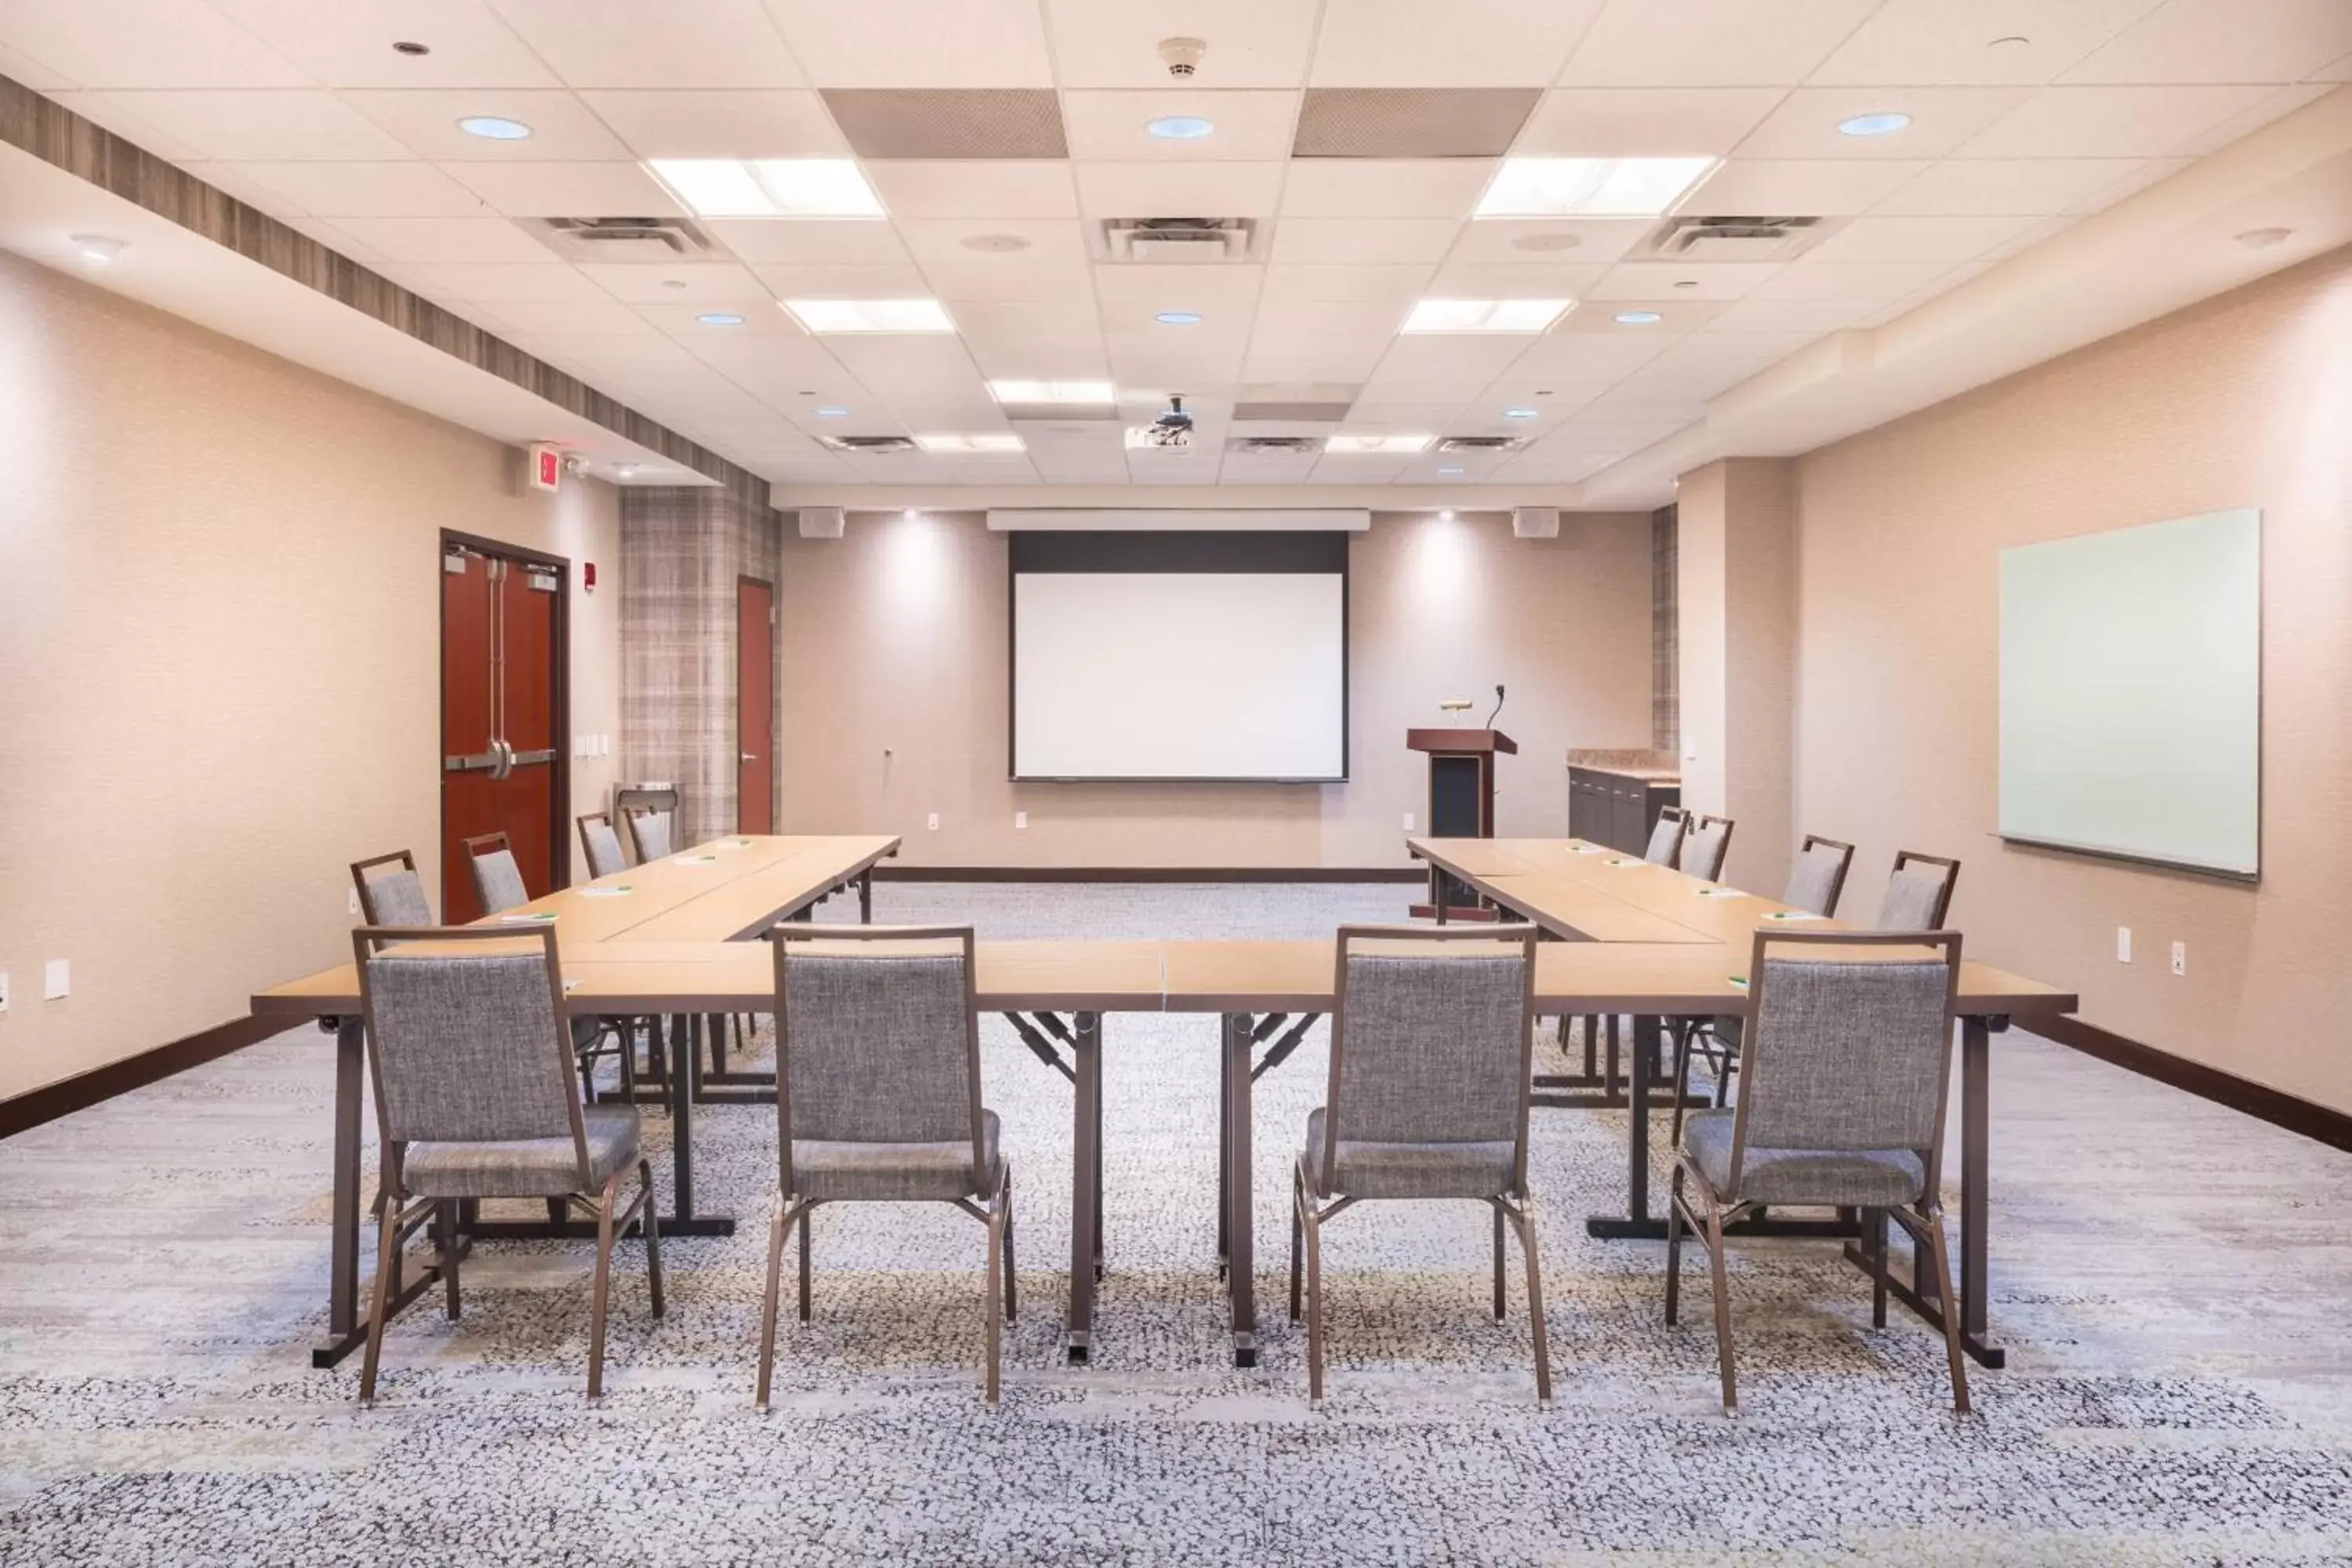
1441 217 1651 266
1682 159 1933 216
232 159 490 217
2060 0 2352 86
1258 263 1436 304
896 216 1091 268
747 262 932 298
766 0 1055 87
1277 159 1497 219
345 89 637 160
1060 91 1301 162
488 0 804 89
918 263 1098 303
442 160 684 216
1957 83 2280 158
578 90 848 158
704 219 912 266
318 216 556 264
1809 0 2164 88
1514 87 1784 158
1871 158 2152 216
1802 213 2039 263
1074 162 1288 220
1045 0 1320 89
0 0 310 89
83 89 416 162
863 161 1079 220
1310 0 1602 87
579 260 773 302
1732 87 2038 161
1562 0 1882 88
1091 263 1269 313
209 0 561 89
1269 218 1463 265
1584 260 1786 301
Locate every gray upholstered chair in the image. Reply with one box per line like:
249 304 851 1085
623 805 674 863
1666 929 1970 1417
1290 924 1552 1408
1641 804 1687 867
577 811 629 880
463 831 531 914
1876 851 1961 931
1673 834 1859 1138
1682 813 1735 883
756 925 1014 1410
351 849 434 927
351 924 662 1405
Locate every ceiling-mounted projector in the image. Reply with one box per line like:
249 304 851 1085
1131 393 1194 449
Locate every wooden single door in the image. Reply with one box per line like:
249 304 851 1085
736 577 775 833
441 543 565 921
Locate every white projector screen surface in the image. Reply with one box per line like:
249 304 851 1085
1013 573 1345 779
1998 507 2260 877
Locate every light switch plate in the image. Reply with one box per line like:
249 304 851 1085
1014 811 1027 829
2170 941 2187 976
927 812 940 831
1403 811 1415 832
349 887 361 916
2116 926 2131 963
0 971 9 1013
43 959 69 1000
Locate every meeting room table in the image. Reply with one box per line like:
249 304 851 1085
257 833 2073 1376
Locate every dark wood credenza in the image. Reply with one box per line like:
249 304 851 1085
1567 764 1681 856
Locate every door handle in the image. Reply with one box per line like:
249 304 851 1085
740 752 757 763
492 739 513 780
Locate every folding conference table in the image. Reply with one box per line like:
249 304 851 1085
256 833 2073 1375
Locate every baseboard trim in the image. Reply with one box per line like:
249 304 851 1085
872 866 1426 884
0 1012 279 1141
2034 1014 2352 1154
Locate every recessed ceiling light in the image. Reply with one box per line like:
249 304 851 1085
696 311 745 327
648 158 882 219
70 234 124 265
1438 465 1465 475
1503 408 1539 420
782 298 954 334
1154 310 1203 326
1614 310 1664 325
987 379 1116 405
392 40 430 56
913 433 1026 454
1403 299 1571 334
457 115 532 141
1476 157 1715 219
813 406 851 418
1146 115 1214 140
2235 226 2293 249
1325 434 1433 455
1837 111 1912 138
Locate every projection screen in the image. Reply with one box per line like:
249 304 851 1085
1010 532 1347 782
1998 507 2261 878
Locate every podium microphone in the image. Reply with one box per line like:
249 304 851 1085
1485 683 1506 728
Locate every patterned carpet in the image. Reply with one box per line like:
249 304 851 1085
4 882 2351 1565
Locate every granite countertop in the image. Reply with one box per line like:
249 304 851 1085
1566 748 1682 783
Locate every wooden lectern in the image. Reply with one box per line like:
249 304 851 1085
1407 728 1516 919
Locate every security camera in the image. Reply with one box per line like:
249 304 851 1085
1157 36 1206 77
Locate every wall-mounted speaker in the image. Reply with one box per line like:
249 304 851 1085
1512 506 1560 539
799 506 845 539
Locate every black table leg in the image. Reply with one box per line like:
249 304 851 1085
1224 1012 1257 1368
1065 1013 1102 1363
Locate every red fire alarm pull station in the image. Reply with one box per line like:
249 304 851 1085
583 561 598 591
528 443 562 492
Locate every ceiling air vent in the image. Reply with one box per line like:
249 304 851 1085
1227 436 1322 455
1436 435 1524 453
532 216 713 263
1102 217 1257 262
820 434 920 454
1642 215 1839 263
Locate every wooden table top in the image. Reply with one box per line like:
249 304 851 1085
253 833 2074 1022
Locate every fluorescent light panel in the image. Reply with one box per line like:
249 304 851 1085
648 158 883 219
1475 157 1716 219
1324 434 1433 455
987 380 1116 405
914 433 1026 454
1401 298 1570 334
782 298 954 334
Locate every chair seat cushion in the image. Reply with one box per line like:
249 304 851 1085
1682 1109 1923 1208
1302 1107 1516 1200
792 1109 1000 1203
405 1105 642 1200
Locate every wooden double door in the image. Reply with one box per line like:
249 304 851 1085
441 538 567 923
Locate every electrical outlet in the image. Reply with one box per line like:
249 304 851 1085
1403 811 1415 833
0 971 9 1014
1014 811 1027 829
43 960 69 1000
927 812 940 831
348 887 361 916
2170 941 2187 977
2116 926 2131 963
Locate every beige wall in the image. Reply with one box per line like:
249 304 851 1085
1676 458 1799 893
0 253 622 1102
1791 244 2352 1112
777 507 1656 867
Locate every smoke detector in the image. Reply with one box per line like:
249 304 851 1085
1158 36 1206 77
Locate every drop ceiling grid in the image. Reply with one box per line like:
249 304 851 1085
0 0 2347 486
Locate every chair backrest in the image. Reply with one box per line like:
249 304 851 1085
1782 835 1855 918
624 806 673 862
351 850 434 927
615 786 679 860
770 926 985 1191
577 812 627 880
1320 924 1539 1192
463 831 531 915
1726 931 1962 1197
1875 851 1960 931
1642 805 1687 867
1682 814 1735 882
352 925 586 1179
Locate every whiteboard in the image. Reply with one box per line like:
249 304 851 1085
1012 572 1345 780
1998 508 2260 877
